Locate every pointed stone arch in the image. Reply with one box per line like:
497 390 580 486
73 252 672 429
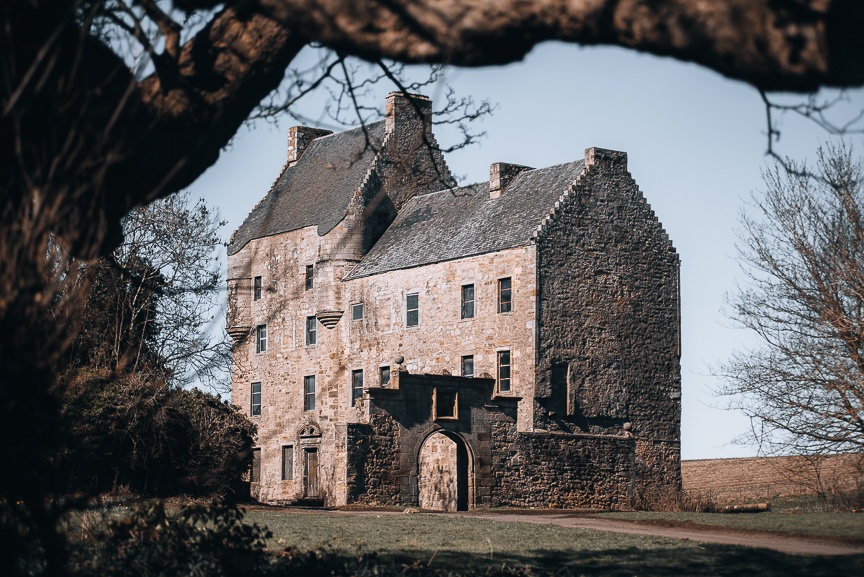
417 429 473 511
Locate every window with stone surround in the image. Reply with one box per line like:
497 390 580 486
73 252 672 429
461 355 474 378
497 350 511 392
253 276 262 301
305 316 317 345
351 369 364 405
379 366 390 386
305 264 314 290
406 293 419 327
251 448 261 483
461 284 475 319
303 375 316 411
498 277 512 313
352 303 364 321
281 445 294 480
251 381 261 416
255 324 267 353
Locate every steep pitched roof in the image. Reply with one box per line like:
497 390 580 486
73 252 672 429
347 160 585 278
228 121 386 255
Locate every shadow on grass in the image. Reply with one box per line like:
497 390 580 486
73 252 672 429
265 545 864 576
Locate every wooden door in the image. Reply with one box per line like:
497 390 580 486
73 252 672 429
303 448 319 497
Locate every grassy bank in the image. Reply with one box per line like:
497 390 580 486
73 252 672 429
244 510 864 576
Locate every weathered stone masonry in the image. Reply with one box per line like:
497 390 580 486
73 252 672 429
228 92 681 510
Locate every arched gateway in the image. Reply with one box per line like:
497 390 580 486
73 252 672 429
418 430 471 511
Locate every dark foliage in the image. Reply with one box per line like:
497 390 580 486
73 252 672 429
55 371 256 498
66 501 271 577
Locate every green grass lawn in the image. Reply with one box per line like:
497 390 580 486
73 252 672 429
595 510 864 542
244 509 864 577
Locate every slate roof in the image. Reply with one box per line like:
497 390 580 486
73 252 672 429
347 160 586 279
228 121 386 255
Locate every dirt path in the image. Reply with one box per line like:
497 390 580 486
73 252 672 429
459 511 864 557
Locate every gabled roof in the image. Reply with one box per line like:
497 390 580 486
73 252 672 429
346 160 585 279
228 121 386 255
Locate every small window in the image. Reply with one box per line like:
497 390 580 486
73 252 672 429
498 277 512 313
256 324 267 353
406 293 419 327
352 303 364 321
434 388 458 420
461 355 474 378
251 382 262 416
282 445 294 480
305 264 314 290
303 375 316 411
253 276 262 301
251 448 261 483
305 316 317 345
497 350 511 392
351 369 364 405
379 366 391 386
461 284 475 319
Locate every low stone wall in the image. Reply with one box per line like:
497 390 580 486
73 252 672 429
491 430 636 510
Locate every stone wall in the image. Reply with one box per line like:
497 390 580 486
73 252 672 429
490 429 635 509
533 147 681 495
346 415 401 505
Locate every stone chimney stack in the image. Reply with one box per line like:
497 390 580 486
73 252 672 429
489 162 533 198
287 126 333 165
584 147 627 171
385 92 432 134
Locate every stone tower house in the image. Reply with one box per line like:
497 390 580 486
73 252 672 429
227 92 681 510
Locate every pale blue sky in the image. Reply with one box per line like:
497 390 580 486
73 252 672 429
193 42 864 460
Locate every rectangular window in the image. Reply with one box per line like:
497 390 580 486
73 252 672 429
434 388 458 420
406 293 419 327
497 350 511 392
303 376 316 411
461 284 475 319
251 448 261 483
379 366 391 386
461 355 474 378
351 369 364 405
498 277 512 313
282 445 294 480
305 316 317 345
352 303 364 321
305 264 314 290
253 276 262 301
251 382 262 416
256 324 267 353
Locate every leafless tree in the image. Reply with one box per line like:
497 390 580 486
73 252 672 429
66 192 229 391
720 144 864 455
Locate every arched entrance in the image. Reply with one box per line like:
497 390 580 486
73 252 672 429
417 430 471 511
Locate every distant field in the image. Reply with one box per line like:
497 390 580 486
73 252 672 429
682 454 863 504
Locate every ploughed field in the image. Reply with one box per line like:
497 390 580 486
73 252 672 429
682 454 863 504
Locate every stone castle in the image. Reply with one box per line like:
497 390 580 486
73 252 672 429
227 92 681 510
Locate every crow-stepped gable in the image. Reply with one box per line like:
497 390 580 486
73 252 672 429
228 92 681 510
